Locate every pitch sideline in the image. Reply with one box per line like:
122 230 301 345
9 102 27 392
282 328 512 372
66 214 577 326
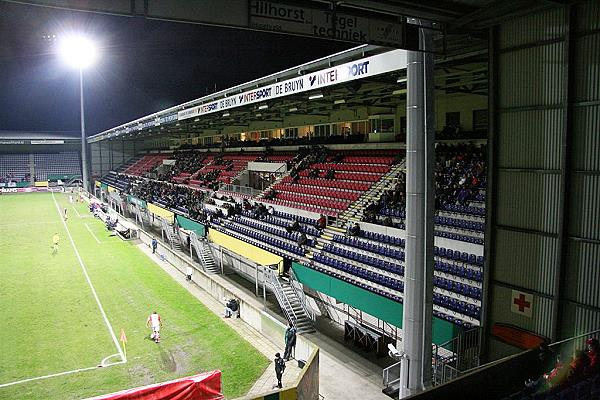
51 192 126 363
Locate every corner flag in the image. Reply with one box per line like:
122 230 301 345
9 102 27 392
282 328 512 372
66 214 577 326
120 329 128 359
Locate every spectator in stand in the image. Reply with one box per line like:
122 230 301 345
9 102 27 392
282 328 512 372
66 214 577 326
297 232 308 248
349 222 360 236
586 338 599 375
325 169 335 179
316 214 326 230
286 218 300 233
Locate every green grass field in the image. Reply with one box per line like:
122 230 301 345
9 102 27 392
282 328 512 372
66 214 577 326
0 192 268 399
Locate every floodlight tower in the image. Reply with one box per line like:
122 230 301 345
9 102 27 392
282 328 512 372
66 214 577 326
59 34 98 192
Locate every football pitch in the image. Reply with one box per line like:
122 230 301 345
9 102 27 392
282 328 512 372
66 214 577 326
0 192 269 399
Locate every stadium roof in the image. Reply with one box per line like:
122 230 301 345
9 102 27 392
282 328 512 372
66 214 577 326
0 130 81 140
87 44 486 144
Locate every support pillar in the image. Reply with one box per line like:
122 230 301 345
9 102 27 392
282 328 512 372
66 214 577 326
401 20 435 397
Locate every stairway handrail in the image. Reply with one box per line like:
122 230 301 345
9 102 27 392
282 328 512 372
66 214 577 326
189 231 210 272
160 218 176 249
264 267 299 325
289 268 316 323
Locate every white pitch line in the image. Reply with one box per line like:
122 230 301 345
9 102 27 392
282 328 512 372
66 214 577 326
51 192 126 363
0 366 98 388
71 204 82 218
84 223 102 244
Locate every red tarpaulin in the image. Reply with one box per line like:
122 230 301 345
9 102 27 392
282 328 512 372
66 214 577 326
88 370 224 400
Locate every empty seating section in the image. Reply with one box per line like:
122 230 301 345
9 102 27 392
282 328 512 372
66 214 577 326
270 150 403 215
240 210 321 237
33 152 81 181
281 176 371 191
125 154 168 176
212 219 306 257
101 171 133 192
0 153 29 182
310 229 482 327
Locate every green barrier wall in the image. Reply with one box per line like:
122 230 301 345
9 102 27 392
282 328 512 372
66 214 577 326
48 174 81 181
291 262 459 344
127 195 147 209
0 182 30 188
176 215 206 237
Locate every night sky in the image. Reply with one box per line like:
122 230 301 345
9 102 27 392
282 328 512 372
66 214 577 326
0 2 351 136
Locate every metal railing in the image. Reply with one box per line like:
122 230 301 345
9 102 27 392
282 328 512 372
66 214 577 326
189 231 215 273
218 183 262 197
431 327 481 386
383 361 402 389
160 217 179 249
289 268 316 323
264 267 299 325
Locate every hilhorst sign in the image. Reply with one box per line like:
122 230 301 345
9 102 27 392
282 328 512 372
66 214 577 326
249 1 409 47
178 49 407 121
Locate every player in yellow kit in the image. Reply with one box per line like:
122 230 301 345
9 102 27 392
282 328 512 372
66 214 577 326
52 233 60 254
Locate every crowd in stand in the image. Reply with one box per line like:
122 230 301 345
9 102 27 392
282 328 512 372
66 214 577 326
0 173 30 183
435 143 486 209
166 150 207 176
362 143 486 231
523 338 599 396
131 179 206 221
178 134 367 151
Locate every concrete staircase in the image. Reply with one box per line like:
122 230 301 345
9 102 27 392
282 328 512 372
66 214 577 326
337 161 406 227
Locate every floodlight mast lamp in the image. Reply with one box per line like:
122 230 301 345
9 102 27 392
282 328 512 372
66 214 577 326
59 35 98 192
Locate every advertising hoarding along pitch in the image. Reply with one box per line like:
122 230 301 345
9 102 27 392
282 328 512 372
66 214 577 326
178 49 407 121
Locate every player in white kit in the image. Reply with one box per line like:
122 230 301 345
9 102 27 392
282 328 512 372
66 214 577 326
146 311 162 343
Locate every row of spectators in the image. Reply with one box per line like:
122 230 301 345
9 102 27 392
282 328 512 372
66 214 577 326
524 338 599 396
362 143 486 228
0 173 31 183
178 134 368 151
131 178 206 221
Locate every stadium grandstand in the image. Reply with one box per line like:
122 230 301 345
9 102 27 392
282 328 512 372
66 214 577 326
1 1 600 400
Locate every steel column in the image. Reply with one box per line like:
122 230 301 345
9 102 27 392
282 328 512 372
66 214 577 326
401 20 434 397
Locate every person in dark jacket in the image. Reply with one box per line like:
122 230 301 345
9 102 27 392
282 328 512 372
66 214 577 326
283 322 297 361
274 352 286 388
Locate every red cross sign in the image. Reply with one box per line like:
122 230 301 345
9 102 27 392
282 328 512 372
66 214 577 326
511 290 533 318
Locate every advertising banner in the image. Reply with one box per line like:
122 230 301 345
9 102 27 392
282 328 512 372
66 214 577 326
148 203 175 223
0 187 48 193
209 230 282 266
127 195 147 209
178 49 407 121
176 215 206 237
88 370 223 400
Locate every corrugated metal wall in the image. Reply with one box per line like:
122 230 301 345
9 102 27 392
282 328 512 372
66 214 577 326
488 0 600 359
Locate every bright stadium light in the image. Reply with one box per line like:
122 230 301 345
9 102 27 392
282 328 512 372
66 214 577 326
57 33 100 192
59 34 98 69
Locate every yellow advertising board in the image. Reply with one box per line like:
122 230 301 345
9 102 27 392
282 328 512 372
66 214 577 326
208 229 283 267
147 203 174 224
34 181 48 187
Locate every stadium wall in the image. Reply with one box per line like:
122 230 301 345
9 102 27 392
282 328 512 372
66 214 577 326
487 0 600 360
292 262 459 345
